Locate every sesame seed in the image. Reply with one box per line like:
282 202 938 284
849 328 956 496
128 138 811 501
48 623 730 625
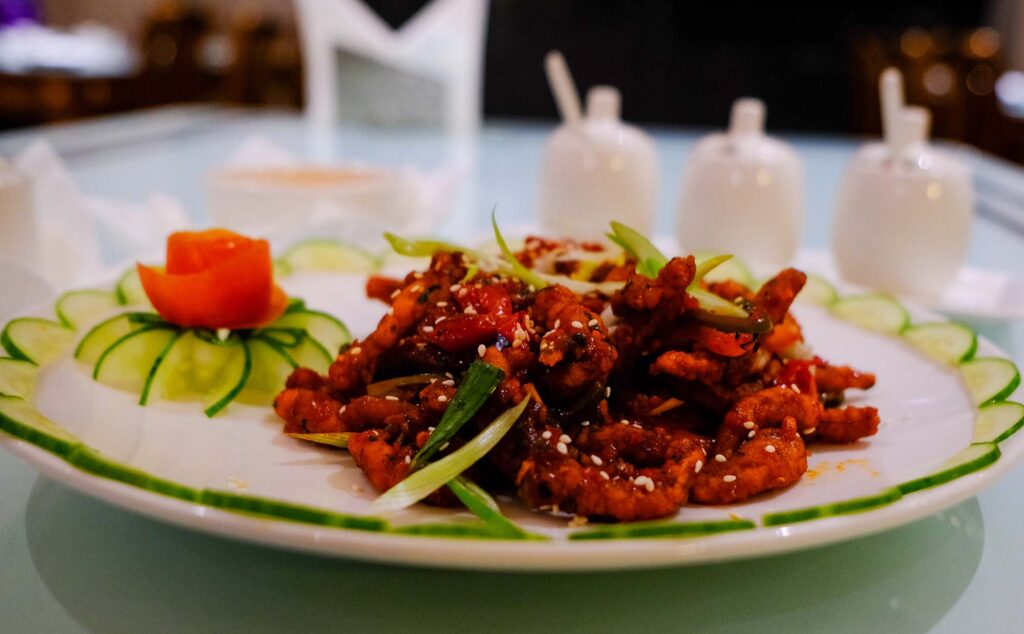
554 319 561 329
477 344 486 357
600 471 610 480
449 284 461 292
556 442 568 455
588 319 599 327
591 454 603 466
743 421 755 429
436 301 448 307
804 427 816 434
620 419 629 425
765 444 777 453
605 387 612 398
387 307 395 316
694 460 703 473
430 378 437 383
427 426 435 433
571 320 584 329
445 372 454 379
559 434 572 444
404 455 411 464
528 285 536 292
644 479 655 492
350 346 362 355
723 474 737 483
792 384 802 394
715 453 726 463
435 316 447 324
458 288 468 298
464 306 477 315
581 420 590 427
442 379 455 386
542 431 552 439
390 290 400 299
438 395 448 402
385 395 399 401
748 430 756 438
422 326 434 333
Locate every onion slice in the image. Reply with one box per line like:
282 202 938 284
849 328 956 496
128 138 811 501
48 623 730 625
371 397 530 515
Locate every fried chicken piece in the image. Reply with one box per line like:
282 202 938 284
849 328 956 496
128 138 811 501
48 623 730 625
691 417 807 504
347 428 415 492
529 285 617 402
815 364 876 393
715 385 821 455
815 406 880 443
516 423 705 522
274 387 344 434
755 268 806 325
366 275 404 303
650 350 724 383
328 252 466 392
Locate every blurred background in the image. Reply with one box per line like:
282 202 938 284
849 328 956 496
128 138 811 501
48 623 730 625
3 1 1024 161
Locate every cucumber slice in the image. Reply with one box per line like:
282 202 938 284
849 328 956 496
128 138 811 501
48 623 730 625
762 487 903 526
55 289 121 330
268 309 351 357
570 518 756 540
903 322 978 365
74 313 151 365
199 489 387 531
147 332 252 417
281 239 379 273
796 274 838 306
972 401 1024 444
0 357 39 400
115 267 150 307
694 252 755 287
236 338 295 405
0 394 80 456
961 357 1021 406
898 443 1000 494
831 294 910 335
1 318 75 365
67 445 201 501
93 327 179 399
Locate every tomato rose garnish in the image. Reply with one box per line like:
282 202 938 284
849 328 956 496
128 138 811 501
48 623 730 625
137 229 288 329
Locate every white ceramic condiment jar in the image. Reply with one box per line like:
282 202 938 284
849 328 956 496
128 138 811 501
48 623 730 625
538 86 659 240
676 98 804 273
833 102 972 298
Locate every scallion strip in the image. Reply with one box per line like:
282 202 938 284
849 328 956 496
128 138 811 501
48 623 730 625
491 212 549 289
411 361 504 469
609 221 668 278
384 233 476 259
447 475 541 539
688 287 749 318
366 373 444 397
371 397 530 514
286 432 351 448
692 254 733 285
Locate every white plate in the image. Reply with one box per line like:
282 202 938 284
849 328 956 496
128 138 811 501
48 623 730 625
1 271 1022 570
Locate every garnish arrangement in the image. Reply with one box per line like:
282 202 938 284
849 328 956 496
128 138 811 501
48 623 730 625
0 220 1020 549
6 229 350 417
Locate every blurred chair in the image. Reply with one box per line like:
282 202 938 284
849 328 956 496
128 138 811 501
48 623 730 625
295 0 489 136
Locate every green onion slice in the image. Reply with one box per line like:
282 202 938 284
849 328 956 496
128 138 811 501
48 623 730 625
384 233 475 259
491 211 549 290
609 221 668 278
411 361 505 469
447 475 540 539
366 373 446 398
692 254 733 285
372 396 530 514
286 432 351 449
